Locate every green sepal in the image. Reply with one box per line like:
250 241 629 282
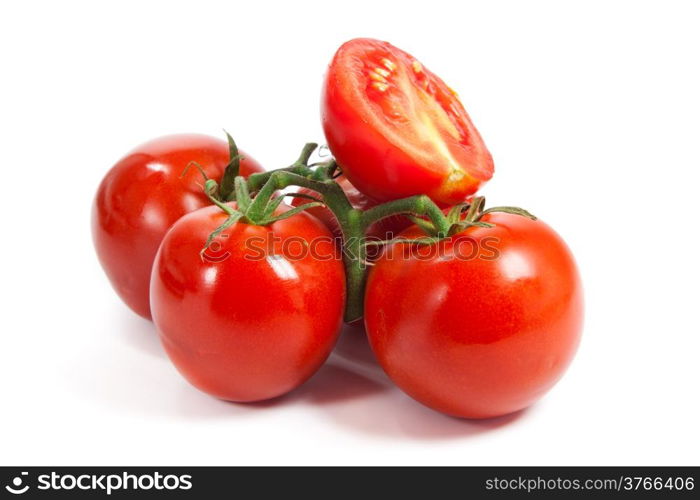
477 206 537 220
446 203 468 225
219 130 241 200
199 211 244 261
204 179 235 215
448 220 494 236
464 196 486 222
180 161 209 181
259 202 324 225
262 195 286 220
234 176 252 213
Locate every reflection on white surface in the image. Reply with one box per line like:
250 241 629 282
266 255 298 281
499 251 535 282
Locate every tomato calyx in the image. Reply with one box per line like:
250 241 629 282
365 197 537 249
200 176 324 260
446 197 537 235
182 132 321 205
178 131 244 202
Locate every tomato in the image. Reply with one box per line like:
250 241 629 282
150 203 345 401
92 134 263 319
290 174 411 241
364 213 583 418
322 38 494 205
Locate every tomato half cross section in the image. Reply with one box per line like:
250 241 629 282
322 38 494 205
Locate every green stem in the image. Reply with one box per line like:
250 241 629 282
204 179 236 215
245 173 280 222
239 144 319 201
309 160 337 181
464 196 485 222
362 195 450 236
244 173 456 322
208 139 536 323
296 142 318 166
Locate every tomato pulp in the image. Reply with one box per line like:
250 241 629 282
322 38 494 205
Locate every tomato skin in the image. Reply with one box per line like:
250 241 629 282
291 175 411 241
92 134 263 319
322 38 494 205
150 204 345 402
364 213 583 418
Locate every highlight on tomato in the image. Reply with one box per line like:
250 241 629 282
322 38 494 205
150 200 345 402
92 134 263 319
364 206 583 419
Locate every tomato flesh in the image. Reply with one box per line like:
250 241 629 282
322 38 494 204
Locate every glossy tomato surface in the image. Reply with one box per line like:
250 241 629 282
322 38 494 205
364 213 583 418
92 134 263 319
150 204 345 402
291 175 411 241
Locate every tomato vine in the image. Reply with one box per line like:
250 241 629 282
202 139 534 323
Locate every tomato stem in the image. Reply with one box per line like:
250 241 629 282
296 142 319 166
241 143 319 200
210 141 535 323
362 195 450 237
239 152 453 322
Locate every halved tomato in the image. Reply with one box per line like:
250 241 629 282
322 38 494 205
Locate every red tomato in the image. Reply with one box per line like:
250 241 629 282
291 175 411 241
92 134 263 319
150 203 345 402
364 213 583 418
322 38 494 205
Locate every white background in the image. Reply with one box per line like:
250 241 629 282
1 0 699 466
